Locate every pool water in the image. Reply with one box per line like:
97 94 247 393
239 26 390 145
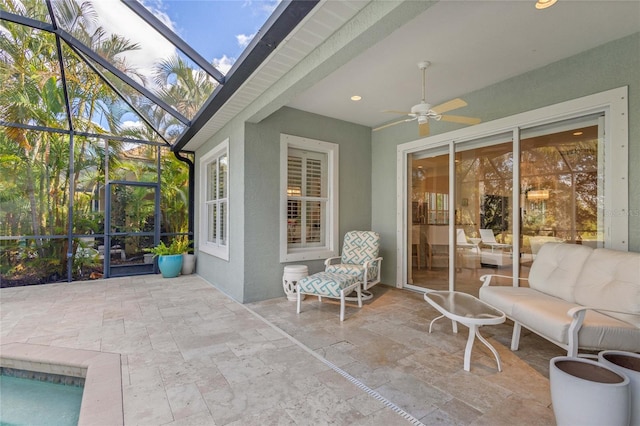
0 371 83 426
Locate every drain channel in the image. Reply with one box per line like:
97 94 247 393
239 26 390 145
243 306 426 426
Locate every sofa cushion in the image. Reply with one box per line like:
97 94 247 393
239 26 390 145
479 286 545 316
528 242 593 302
574 248 640 327
510 296 640 352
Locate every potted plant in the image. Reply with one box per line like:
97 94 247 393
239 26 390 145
174 237 196 275
148 240 184 278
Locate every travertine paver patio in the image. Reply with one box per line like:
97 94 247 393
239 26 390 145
1 274 562 425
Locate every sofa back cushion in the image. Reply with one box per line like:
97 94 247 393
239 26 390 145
574 248 640 326
528 242 594 302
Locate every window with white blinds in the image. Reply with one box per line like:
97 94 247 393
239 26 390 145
280 134 338 262
287 149 327 248
199 139 229 260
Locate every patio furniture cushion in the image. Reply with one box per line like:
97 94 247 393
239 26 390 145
480 242 640 356
297 271 363 321
298 272 358 298
510 296 640 351
324 231 382 294
574 248 640 327
324 263 378 283
528 242 593 302
479 286 549 316
340 231 380 264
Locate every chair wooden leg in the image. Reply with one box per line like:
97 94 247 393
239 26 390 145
297 289 302 314
340 290 345 322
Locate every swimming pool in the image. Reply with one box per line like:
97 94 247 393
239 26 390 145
0 343 124 426
1 368 84 426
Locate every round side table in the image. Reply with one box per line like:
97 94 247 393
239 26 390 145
283 265 308 301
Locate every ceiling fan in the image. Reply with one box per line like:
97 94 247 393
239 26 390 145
373 61 481 137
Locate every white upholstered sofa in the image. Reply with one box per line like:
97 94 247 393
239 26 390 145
479 242 640 357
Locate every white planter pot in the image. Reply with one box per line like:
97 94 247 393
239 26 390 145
143 253 154 264
550 356 630 426
182 253 196 275
599 350 640 426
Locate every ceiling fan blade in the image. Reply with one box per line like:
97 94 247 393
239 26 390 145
382 109 411 115
373 118 415 132
439 115 482 125
418 121 430 137
431 98 467 114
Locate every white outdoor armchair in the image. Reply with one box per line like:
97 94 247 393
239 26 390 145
324 230 383 300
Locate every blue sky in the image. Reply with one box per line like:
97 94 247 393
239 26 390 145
91 1 279 75
145 0 279 72
83 0 279 132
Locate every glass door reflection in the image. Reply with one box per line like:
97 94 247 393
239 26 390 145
408 150 450 291
454 135 514 297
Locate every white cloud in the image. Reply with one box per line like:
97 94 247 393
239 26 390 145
87 0 177 85
244 0 280 16
212 55 235 75
236 33 255 49
139 0 174 30
121 120 146 131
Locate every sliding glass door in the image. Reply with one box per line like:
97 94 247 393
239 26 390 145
404 114 606 296
454 134 513 296
408 148 450 291
520 116 603 257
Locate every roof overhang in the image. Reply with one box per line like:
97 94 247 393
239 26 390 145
178 0 436 152
173 0 321 152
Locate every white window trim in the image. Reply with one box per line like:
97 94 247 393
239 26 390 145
280 134 339 262
199 139 229 260
396 86 629 288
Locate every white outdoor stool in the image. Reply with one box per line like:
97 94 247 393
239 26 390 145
297 271 362 321
282 265 308 301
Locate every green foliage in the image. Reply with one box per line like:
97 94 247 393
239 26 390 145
147 238 191 257
0 0 206 285
73 240 100 276
173 237 194 254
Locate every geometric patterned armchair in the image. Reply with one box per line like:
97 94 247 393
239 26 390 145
325 230 383 300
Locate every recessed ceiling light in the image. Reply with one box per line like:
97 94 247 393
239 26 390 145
535 0 557 9
350 95 362 101
573 131 583 136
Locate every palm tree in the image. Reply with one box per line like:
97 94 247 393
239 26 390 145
1 0 211 283
0 1 64 242
153 55 217 120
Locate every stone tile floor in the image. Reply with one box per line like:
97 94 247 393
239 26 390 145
0 274 563 425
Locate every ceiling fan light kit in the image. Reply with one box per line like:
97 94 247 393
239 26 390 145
373 61 481 136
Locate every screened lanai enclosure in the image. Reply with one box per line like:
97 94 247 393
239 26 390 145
0 0 226 286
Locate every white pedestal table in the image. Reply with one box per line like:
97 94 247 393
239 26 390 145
282 265 308 301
